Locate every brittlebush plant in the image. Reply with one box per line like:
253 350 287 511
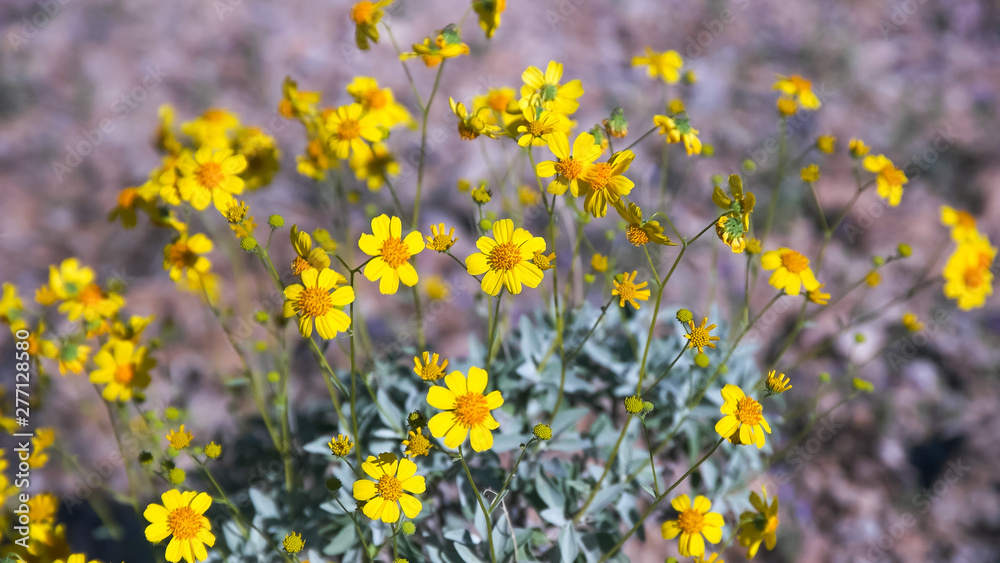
1 3 996 563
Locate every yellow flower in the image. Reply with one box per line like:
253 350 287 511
401 25 469 67
532 251 556 271
234 126 280 191
425 275 451 301
328 434 354 457
403 427 433 458
940 205 979 242
943 234 996 310
712 174 755 253
465 219 546 295
54 340 89 375
278 76 321 119
427 366 504 451
29 492 59 523
144 489 215 563
816 135 836 153
631 47 684 84
350 0 391 50
204 442 222 459
283 532 305 554
612 271 650 309
773 74 821 113
349 143 400 191
473 87 520 131
471 185 492 204
578 150 636 218
177 147 247 212
591 253 608 272
669 98 686 114
426 223 458 252
715 384 771 448
685 317 720 354
761 248 821 296
473 0 506 39
167 425 193 450
283 268 354 339
108 185 157 229
807 283 830 305
535 131 603 196
164 232 213 282
614 201 677 246
450 96 501 140
414 352 448 382
0 282 24 324
863 154 908 207
902 313 923 332
660 494 724 557
516 106 572 147
653 114 702 155
518 185 541 207
800 164 820 182
182 108 239 148
519 60 583 115
353 453 426 522
849 138 870 158
694 553 725 563
765 370 791 395
624 395 643 414
326 103 382 160
54 554 103 563
347 76 413 129
290 225 333 276
359 215 425 294
90 339 154 402
746 238 763 255
865 270 881 287
738 486 780 558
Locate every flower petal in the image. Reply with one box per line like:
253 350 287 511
353 479 377 501
398 494 423 518
469 425 494 452
427 385 457 410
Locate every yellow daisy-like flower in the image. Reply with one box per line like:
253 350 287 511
532 251 556 271
807 283 830 305
450 97 501 140
591 253 608 272
765 370 791 395
326 103 381 160
401 25 470 67
613 201 677 246
516 107 571 147
693 553 725 563
359 214 425 295
465 219 546 296
849 138 870 158
943 234 996 311
519 60 583 116
685 317 720 354
414 352 448 381
715 384 771 449
278 76 321 120
800 164 820 183
352 453 426 523
660 494 724 557
473 87 520 132
473 0 506 38
167 425 193 450
612 271 650 309
144 489 215 563
290 225 332 276
518 185 541 207
0 282 24 324
328 434 354 457
816 135 836 154
761 248 821 296
89 339 154 402
403 427 433 458
631 47 684 84
535 131 602 196
425 275 451 301
177 147 247 212
863 154 908 207
902 313 924 332
182 108 239 149
349 143 401 191
163 233 213 282
427 366 504 451
737 486 780 559
347 76 413 129
773 74 821 113
54 554 103 563
282 268 355 339
426 223 458 252
712 174 755 253
350 0 391 50
653 114 702 155
940 205 979 243
578 150 635 218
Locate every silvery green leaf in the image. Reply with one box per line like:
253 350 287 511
539 506 567 526
551 407 588 436
249 488 278 519
584 484 624 518
454 542 486 563
558 523 580 563
324 523 357 555
377 388 404 432
302 435 333 455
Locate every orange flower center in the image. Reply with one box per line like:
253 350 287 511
277 99 294 119
677 508 705 534
964 266 985 289
118 187 139 208
487 91 511 112
555 157 582 180
291 256 312 275
168 242 198 269
337 117 361 141
764 515 779 535
167 506 202 541
626 224 649 246
78 283 104 306
376 474 403 502
405 432 431 456
114 363 134 385
297 287 333 318
588 162 614 190
955 211 975 229
735 396 763 426
616 280 638 302
350 1 375 24
688 326 712 348
367 89 389 109
487 241 522 272
454 392 490 427
380 237 411 268
195 161 225 191
458 121 479 141
526 120 547 137
780 250 809 274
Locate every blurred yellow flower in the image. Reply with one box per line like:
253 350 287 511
89 339 154 402
653 114 702 155
631 48 684 84
401 25 469 67
773 74 821 113
738 486 780 558
590 253 608 272
863 154 908 207
350 1 391 50
473 0 506 39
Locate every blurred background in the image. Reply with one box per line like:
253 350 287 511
1 0 999 561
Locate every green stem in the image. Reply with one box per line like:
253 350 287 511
459 445 497 563
412 61 446 229
488 439 536 513
641 421 661 497
485 290 503 374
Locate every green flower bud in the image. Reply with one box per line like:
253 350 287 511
267 214 285 228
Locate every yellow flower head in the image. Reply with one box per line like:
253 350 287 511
426 223 458 252
290 225 333 276
326 103 382 160
167 425 193 450
427 366 504 451
283 531 304 554
204 442 222 459
450 97 501 140
177 147 247 211
761 248 821 296
359 215 425 295
765 370 791 395
516 106 572 148
278 76 321 119
532 251 556 271
712 174 755 253
653 114 702 155
940 205 979 243
738 486 780 558
800 164 820 183
693 553 725 563
612 271 651 310
807 283 830 305
350 143 401 191
144 489 215 563
578 150 635 218
865 270 881 287
715 384 771 448
614 201 677 246
90 339 155 402
328 434 354 457
164 233 213 282
631 47 684 84
401 25 470 67
350 0 391 50
591 253 608 273
535 131 602 196
473 0 506 39
660 494 724 557
902 313 924 332
425 275 451 301
55 340 90 376
414 352 448 382
685 317 720 354
347 76 413 129
863 154 908 207
849 137 870 158
942 234 996 311
816 135 836 153
465 219 546 295
518 185 542 207
352 453 426 522
0 282 24 324
773 74 821 113
54 554 103 563
519 60 584 115
282 268 355 339
403 427 433 458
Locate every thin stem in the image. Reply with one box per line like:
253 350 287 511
621 125 659 152
412 61 446 229
349 269 362 466
641 421 661 497
488 439 536 513
335 497 372 562
485 290 503 373
459 445 497 563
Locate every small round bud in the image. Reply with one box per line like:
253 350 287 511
676 309 694 324
702 144 715 157
642 401 655 414
283 532 305 554
710 174 724 186
168 467 186 485
254 341 267 352
401 522 416 535
624 395 643 414
533 423 553 441
854 332 866 343
872 256 885 266
254 310 269 323
478 218 493 232
852 377 874 392
267 371 280 383
205 441 222 459
819 372 831 383
897 243 912 257
267 214 285 228
326 477 343 492
583 273 596 284
165 407 181 420
139 451 154 465
457 178 472 192
694 353 710 368
683 70 697 84
240 236 258 251
742 159 758 172
407 410 428 430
